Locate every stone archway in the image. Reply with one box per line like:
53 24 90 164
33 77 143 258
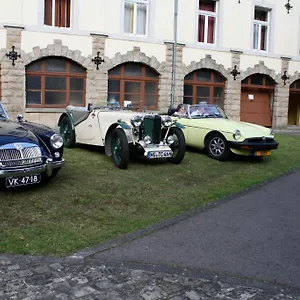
288 74 300 126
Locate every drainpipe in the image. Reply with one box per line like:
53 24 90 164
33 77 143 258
171 0 179 108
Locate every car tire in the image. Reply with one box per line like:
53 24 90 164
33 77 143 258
59 116 75 148
206 133 230 160
166 127 186 164
111 128 129 169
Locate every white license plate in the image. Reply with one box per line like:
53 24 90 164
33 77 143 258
147 151 173 159
5 174 41 188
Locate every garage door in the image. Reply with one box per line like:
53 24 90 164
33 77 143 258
240 91 272 127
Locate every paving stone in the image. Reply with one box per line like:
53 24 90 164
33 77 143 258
33 266 51 274
8 265 20 271
50 263 64 271
16 269 33 278
185 290 200 300
72 286 96 298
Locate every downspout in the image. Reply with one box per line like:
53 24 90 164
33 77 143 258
171 0 179 108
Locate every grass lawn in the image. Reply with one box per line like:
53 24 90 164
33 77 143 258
0 134 299 257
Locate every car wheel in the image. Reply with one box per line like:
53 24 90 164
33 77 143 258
167 127 186 164
59 116 75 148
111 128 129 169
206 133 230 160
42 168 60 183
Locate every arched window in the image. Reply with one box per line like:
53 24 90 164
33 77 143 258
241 74 275 88
26 57 86 108
290 79 300 90
184 69 225 107
108 62 159 110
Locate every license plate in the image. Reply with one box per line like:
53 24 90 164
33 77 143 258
147 151 173 159
5 174 41 188
254 150 271 156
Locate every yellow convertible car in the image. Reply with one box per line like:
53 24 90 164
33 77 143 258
170 103 278 160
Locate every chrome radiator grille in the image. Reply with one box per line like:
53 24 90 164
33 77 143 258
0 145 42 168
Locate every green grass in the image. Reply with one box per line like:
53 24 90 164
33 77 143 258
0 134 299 256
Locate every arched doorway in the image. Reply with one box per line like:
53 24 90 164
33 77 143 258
241 74 276 127
108 62 159 110
183 68 226 107
288 80 300 126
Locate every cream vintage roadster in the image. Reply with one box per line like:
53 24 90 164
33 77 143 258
58 104 186 169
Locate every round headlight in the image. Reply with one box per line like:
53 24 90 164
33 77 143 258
50 134 64 149
167 135 174 145
131 115 142 127
162 116 173 127
233 129 241 140
144 135 151 145
270 129 275 136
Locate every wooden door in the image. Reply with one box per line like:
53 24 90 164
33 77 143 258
240 90 272 127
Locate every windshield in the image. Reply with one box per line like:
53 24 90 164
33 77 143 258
187 104 226 119
0 102 8 119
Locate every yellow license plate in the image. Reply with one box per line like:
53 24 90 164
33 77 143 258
255 150 271 156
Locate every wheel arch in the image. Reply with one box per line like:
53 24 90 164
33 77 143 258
58 112 74 130
204 130 226 148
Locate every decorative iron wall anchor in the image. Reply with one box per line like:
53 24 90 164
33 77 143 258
281 70 289 85
230 65 240 80
6 46 21 66
285 0 292 13
92 52 105 70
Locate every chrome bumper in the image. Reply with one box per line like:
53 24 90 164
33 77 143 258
0 158 65 178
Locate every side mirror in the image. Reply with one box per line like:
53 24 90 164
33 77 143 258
17 114 24 122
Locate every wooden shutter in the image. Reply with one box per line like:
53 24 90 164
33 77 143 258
44 0 53 26
55 0 71 27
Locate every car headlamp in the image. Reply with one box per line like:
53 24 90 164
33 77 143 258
269 129 275 137
131 115 142 127
233 129 241 140
162 116 173 127
50 133 64 149
144 135 151 145
167 135 174 145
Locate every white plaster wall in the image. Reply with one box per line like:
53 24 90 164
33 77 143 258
105 38 166 63
78 0 121 34
154 0 173 41
182 47 232 70
240 54 281 74
22 0 39 26
0 0 23 25
21 31 92 57
289 61 300 77
0 29 6 49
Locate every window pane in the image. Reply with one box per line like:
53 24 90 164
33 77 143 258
70 63 85 73
199 1 215 12
124 2 134 33
265 77 275 86
70 92 84 105
26 76 41 89
125 94 140 109
196 70 211 81
183 97 193 105
198 15 205 42
108 80 120 93
250 74 264 85
214 87 223 107
137 3 147 35
26 91 41 105
255 9 267 21
26 60 42 71
145 68 157 77
45 77 66 90
45 57 67 72
145 95 156 107
109 65 121 76
185 73 194 80
184 85 193 96
196 86 210 98
207 16 215 44
45 91 66 105
145 82 157 94
124 63 142 76
260 25 267 50
214 72 224 83
107 94 120 102
70 78 84 91
125 82 141 93
253 24 259 49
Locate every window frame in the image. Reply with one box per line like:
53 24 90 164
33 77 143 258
253 6 270 52
124 0 149 36
198 0 218 45
108 63 159 110
44 0 72 28
26 58 86 108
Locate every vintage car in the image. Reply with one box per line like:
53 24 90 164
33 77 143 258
58 103 186 169
0 102 65 188
169 103 279 160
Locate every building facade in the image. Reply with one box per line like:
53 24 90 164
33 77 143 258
0 0 299 129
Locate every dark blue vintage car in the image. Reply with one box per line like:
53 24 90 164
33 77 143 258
0 102 65 188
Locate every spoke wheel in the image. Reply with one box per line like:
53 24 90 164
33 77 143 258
111 128 129 169
59 116 75 148
166 127 186 164
206 133 230 160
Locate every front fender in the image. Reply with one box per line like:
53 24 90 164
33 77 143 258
174 122 184 129
57 112 74 130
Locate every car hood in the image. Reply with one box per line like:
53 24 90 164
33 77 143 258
182 117 272 138
0 119 40 146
